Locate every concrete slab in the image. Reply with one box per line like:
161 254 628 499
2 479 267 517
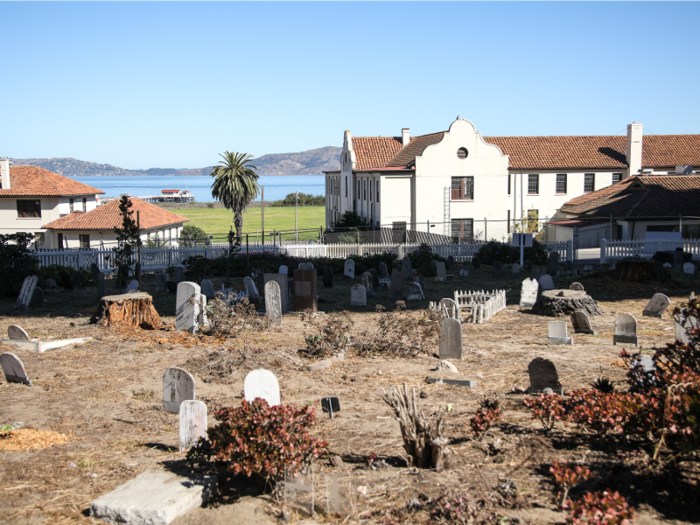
0 337 91 353
90 470 216 525
426 377 477 387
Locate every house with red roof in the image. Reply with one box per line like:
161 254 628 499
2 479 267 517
0 159 104 248
324 119 700 243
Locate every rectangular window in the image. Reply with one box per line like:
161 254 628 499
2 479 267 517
34 232 45 249
556 174 567 194
584 173 595 193
370 181 373 201
364 180 367 200
82 197 87 210
16 199 42 218
508 174 511 195
69 198 74 213
612 172 623 184
528 174 539 195
392 221 406 231
451 218 474 243
357 180 360 199
79 234 90 250
57 233 64 249
450 176 474 200
376 181 380 202
682 224 700 239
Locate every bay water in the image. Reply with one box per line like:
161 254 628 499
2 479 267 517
72 174 325 203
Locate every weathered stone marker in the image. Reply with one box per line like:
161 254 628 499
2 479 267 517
539 274 555 291
156 272 168 292
570 282 584 291
163 367 195 414
279 264 288 275
125 279 140 293
244 369 280 406
675 313 697 344
264 273 290 313
91 263 101 283
369 268 380 290
547 251 560 277
684 262 695 275
59 270 74 291
293 269 317 312
378 262 389 278
179 400 207 451
548 321 573 345
74 271 86 290
344 259 355 279
1 352 32 385
407 282 424 301
520 278 538 308
512 263 521 276
528 357 562 394
176 282 201 333
435 261 447 281
643 293 670 318
323 266 333 288
673 250 684 272
361 271 374 298
30 287 44 307
351 284 367 307
613 313 638 346
402 255 413 276
200 279 216 299
8 325 30 340
389 267 404 299
14 275 38 310
243 276 260 300
173 265 185 284
265 280 283 325
571 310 595 334
439 297 460 319
439 318 463 360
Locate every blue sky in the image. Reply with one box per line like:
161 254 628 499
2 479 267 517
2 2 698 169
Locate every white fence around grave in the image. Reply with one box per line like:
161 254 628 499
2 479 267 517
453 289 507 324
600 238 700 263
32 240 573 272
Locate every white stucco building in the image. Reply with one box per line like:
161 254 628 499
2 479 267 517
324 119 700 242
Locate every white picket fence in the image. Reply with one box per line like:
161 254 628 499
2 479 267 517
454 289 507 324
32 240 572 272
600 238 700 263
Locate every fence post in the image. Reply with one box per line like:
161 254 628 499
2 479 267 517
78 251 83 270
600 238 607 265
566 239 573 262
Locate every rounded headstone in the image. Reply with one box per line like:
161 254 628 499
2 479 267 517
244 369 280 407
8 325 30 341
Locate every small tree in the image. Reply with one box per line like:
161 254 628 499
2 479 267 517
332 210 371 229
111 196 141 285
180 224 208 247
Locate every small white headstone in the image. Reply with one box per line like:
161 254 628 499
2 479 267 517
1 352 32 385
520 278 538 308
351 284 367 306
643 293 670 318
179 400 207 451
8 325 30 341
548 321 573 345
244 369 280 407
243 276 259 299
125 279 140 293
684 262 695 275
176 282 201 333
613 313 638 346
344 259 355 279
14 275 38 310
163 367 196 414
538 274 555 291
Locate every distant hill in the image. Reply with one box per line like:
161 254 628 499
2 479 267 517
10 146 341 177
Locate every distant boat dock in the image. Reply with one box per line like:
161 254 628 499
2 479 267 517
140 189 195 203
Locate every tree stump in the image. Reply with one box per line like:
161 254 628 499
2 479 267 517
613 258 670 283
532 289 602 317
92 292 163 329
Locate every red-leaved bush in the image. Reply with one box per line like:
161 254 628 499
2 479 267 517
565 490 636 525
549 460 593 508
469 398 502 441
188 398 328 489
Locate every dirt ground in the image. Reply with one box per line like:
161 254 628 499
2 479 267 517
0 264 698 525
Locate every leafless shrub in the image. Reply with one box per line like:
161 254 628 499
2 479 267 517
207 293 269 336
302 310 354 359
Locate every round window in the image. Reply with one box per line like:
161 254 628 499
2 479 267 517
457 147 468 159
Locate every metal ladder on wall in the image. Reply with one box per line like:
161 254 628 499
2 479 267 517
443 187 450 236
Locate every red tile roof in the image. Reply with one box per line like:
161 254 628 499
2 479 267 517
349 133 700 171
560 175 700 218
0 165 105 196
43 197 188 231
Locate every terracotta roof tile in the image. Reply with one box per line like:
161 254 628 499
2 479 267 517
387 132 447 167
43 197 188 231
560 175 700 218
0 165 105 196
351 137 404 170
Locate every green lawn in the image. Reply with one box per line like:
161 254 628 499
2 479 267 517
175 206 326 235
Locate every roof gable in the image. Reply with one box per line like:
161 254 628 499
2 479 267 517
0 165 104 196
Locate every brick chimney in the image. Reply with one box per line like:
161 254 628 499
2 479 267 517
401 128 410 146
626 122 643 177
0 159 11 190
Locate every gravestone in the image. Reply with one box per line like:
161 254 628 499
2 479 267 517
675 313 697 344
571 310 595 334
492 260 504 278
243 276 260 300
156 272 168 292
512 263 521 276
175 282 201 333
179 400 208 451
91 263 101 283
663 262 672 269
535 269 543 281
583 265 593 272
198 295 208 328
642 293 670 318
30 287 44 307
265 280 283 325
264 274 290 313
389 267 404 299
14 275 38 310
97 273 106 298
321 397 341 419
547 252 560 277
293 269 317 312
527 357 562 394
548 321 573 344
361 271 374 297
173 265 185 284
8 325 30 340
378 262 389 278
570 282 584 291
435 261 447 281
520 278 538 308
244 369 280 406
46 278 58 289
523 260 533 271
298 262 311 271
200 279 216 299
472 258 481 269
613 313 638 346
408 282 424 301
125 279 140 293
344 259 355 279
59 270 74 291
369 268 380 290
323 266 333 288
351 284 367 307
402 255 413 275
565 260 574 273
459 268 469 277
684 262 695 275
539 274 555 291
279 265 289 275
439 298 460 319
166 281 177 294
439 318 463 360
162 367 195 414
74 271 86 290
673 250 684 272
0 352 32 386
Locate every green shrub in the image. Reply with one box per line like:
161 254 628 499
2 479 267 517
38 264 95 287
474 239 549 266
0 233 39 297
407 243 447 276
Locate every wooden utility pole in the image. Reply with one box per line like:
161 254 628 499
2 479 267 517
136 211 142 291
261 186 265 246
295 191 298 243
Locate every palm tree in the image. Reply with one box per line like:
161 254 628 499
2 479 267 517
210 151 260 245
